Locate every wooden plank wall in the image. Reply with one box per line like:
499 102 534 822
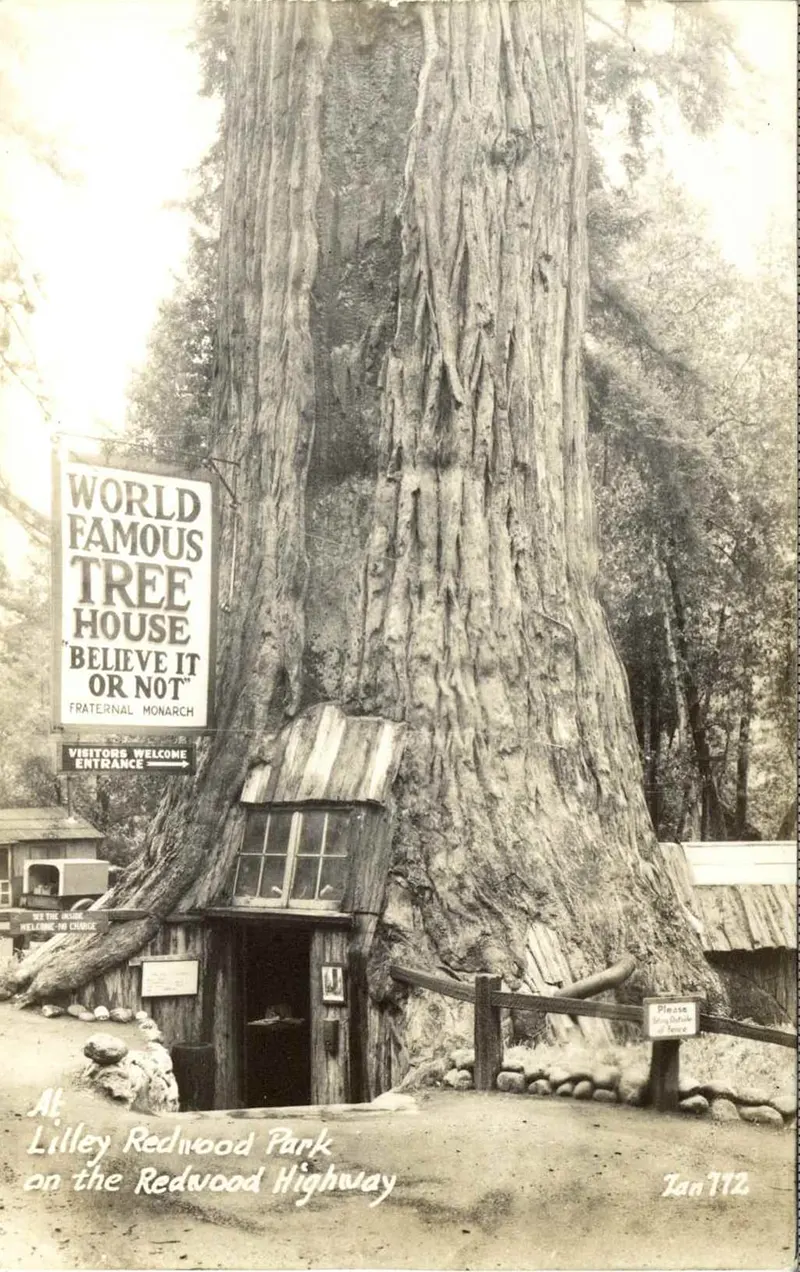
342 809 394 1101
342 808 393 913
77 922 208 1042
203 921 241 1108
310 927 350 1104
711 948 797 1025
77 920 241 1110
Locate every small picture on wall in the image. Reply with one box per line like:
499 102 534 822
321 963 345 1004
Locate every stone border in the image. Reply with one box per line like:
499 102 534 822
443 1049 794 1130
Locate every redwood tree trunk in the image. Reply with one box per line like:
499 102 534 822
4 1 719 1026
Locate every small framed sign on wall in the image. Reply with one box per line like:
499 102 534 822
321 963 346 1005
141 958 200 999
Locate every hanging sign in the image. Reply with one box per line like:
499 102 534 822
9 910 111 936
58 742 196 774
52 452 217 734
643 995 704 1040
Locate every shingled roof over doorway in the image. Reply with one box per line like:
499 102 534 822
240 704 406 807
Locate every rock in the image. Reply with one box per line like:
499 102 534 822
399 1058 446 1090
449 1048 475 1072
591 1065 620 1090
734 1086 773 1107
162 1074 180 1111
40 1004 63 1018
138 1022 164 1043
143 1072 175 1113
146 1042 172 1072
548 1066 572 1089
573 1080 593 1101
78 1011 95 1022
678 1073 702 1099
370 1091 418 1112
127 1050 158 1079
134 1010 150 1023
565 1064 595 1084
555 1082 575 1098
521 1057 549 1083
592 1088 618 1104
527 1079 551 1097
769 1093 797 1119
709 1098 740 1122
92 1006 110 1021
109 1007 134 1023
679 1094 709 1116
94 1065 137 1104
618 1074 648 1107
699 1079 736 1102
122 1063 148 1104
739 1104 784 1128
84 1033 128 1065
444 1067 473 1089
496 1071 526 1094
500 1059 526 1075
67 1004 88 1018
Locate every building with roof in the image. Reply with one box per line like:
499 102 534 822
658 840 796 1026
75 704 407 1109
0 807 105 909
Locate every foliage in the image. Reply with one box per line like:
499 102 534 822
125 149 220 466
585 18 795 842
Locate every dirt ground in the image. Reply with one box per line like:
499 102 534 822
0 1004 795 1271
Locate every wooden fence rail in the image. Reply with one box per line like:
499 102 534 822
389 962 796 1112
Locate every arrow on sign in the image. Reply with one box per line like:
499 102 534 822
58 743 196 775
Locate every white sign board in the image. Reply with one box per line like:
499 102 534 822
141 959 200 999
644 996 703 1040
53 455 216 732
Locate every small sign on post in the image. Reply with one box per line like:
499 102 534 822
643 995 704 1040
645 994 705 1113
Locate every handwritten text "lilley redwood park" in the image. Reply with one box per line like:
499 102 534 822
25 1115 397 1208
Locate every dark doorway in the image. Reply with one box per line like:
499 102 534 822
242 924 311 1108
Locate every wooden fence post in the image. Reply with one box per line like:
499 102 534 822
649 1039 681 1112
474 974 502 1091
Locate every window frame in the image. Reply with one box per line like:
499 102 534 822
231 805 352 911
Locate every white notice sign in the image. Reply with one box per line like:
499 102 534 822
644 996 703 1040
141 959 200 998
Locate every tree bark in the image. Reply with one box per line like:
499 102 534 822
4 1 720 1026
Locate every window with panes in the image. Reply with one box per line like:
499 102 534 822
231 808 351 908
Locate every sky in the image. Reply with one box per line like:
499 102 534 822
0 0 218 555
0 0 796 563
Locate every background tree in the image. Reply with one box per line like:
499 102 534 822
4 0 722 1024
583 0 795 842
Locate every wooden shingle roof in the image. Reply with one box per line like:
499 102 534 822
241 704 406 807
0 807 104 845
658 841 796 952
